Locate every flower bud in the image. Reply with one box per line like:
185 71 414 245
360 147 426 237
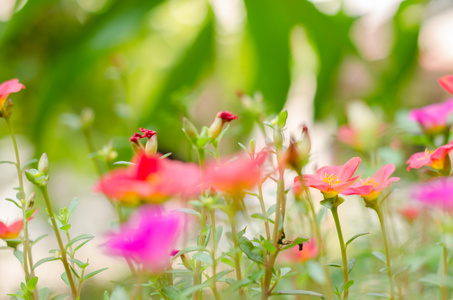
38 153 49 174
81 107 94 130
208 111 238 140
180 253 193 271
145 134 158 155
27 192 35 208
130 132 144 153
182 117 199 142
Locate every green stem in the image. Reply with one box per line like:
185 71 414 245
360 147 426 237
39 186 78 299
193 147 206 300
5 117 36 299
306 196 333 300
209 209 221 300
82 128 103 177
374 205 395 300
228 209 245 300
258 182 271 240
331 206 349 300
262 167 285 300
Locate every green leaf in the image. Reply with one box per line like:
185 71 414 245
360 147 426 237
69 258 89 268
104 290 110 300
220 257 235 268
26 277 38 292
267 204 276 216
326 263 341 269
32 234 48 246
112 161 135 166
25 208 36 220
344 280 354 290
0 160 16 166
367 293 390 298
271 290 324 298
193 252 213 266
173 208 201 217
5 198 21 209
61 272 70 287
73 238 93 252
66 234 94 249
181 282 210 298
83 267 108 280
109 286 129 300
162 286 182 300
262 240 277 254
347 258 355 274
67 198 79 220
38 287 50 300
21 159 38 172
33 257 59 270
277 110 288 128
282 237 309 250
14 249 24 264
236 227 247 239
50 295 67 300
251 213 274 224
214 225 223 246
238 236 264 264
279 267 291 277
372 251 387 264
60 224 71 231
238 142 248 152
346 233 369 248
172 246 206 259
306 261 326 284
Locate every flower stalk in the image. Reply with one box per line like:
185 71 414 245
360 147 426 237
373 204 395 300
39 186 78 299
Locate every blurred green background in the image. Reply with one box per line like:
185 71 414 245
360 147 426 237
0 0 452 165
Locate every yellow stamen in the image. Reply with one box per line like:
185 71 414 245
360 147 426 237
360 177 378 187
323 173 340 186
417 148 433 161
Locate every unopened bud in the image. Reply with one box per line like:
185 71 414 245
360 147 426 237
208 111 238 140
182 117 198 142
1 99 14 118
54 251 61 259
145 134 158 155
249 139 256 157
27 192 35 208
38 153 49 174
273 126 283 150
180 253 193 271
81 107 94 129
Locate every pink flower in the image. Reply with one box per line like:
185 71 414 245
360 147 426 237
342 164 399 201
408 99 453 134
301 157 362 198
0 220 24 239
105 206 182 272
95 153 201 204
399 205 420 222
406 141 453 172
0 79 25 107
337 124 386 151
439 75 453 94
282 238 318 264
412 178 453 210
204 153 265 196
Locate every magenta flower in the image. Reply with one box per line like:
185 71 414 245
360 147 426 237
342 164 399 201
301 157 362 198
412 178 453 210
408 99 453 134
105 205 182 272
439 75 453 94
406 141 453 172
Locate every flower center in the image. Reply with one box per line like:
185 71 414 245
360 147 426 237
417 149 433 161
360 177 378 187
323 173 340 186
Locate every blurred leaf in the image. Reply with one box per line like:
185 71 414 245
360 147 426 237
238 236 264 264
193 252 213 266
271 290 324 297
33 256 59 270
243 0 292 113
346 233 369 248
139 8 215 154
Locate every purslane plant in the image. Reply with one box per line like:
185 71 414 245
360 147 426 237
2 75 453 299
